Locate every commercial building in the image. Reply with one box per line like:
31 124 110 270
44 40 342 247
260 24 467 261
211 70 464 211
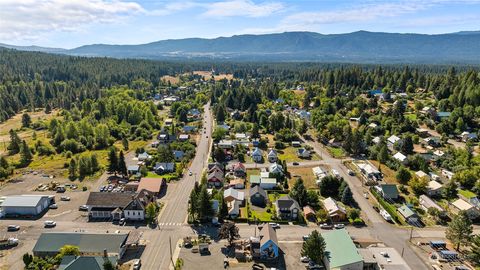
0 195 53 217
322 229 363 270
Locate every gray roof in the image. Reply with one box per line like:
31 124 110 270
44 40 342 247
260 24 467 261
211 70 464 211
250 185 267 199
85 192 134 208
1 195 50 207
380 184 399 197
275 195 300 210
60 256 117 270
260 223 278 247
33 232 128 254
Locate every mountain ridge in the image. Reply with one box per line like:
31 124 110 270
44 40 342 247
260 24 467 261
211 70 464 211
2 30 480 63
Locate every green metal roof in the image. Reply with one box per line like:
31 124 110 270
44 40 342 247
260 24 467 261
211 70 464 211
59 256 117 270
250 175 261 184
33 232 128 254
322 229 363 268
397 205 416 218
380 184 399 197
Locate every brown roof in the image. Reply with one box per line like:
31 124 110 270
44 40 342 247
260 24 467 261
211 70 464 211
303 206 316 216
229 178 245 186
137 178 163 193
259 223 278 246
85 192 134 208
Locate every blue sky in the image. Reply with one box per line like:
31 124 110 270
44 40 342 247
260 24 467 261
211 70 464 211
1 0 480 48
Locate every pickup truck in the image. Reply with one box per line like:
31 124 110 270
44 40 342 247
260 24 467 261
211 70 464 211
0 237 19 248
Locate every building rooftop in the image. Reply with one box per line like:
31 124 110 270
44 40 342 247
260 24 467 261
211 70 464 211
85 192 134 208
0 195 51 207
59 256 117 270
397 205 416 218
33 232 128 254
322 229 363 269
137 178 164 193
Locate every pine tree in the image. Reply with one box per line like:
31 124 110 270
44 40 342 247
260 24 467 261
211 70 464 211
7 129 21 155
446 211 473 251
21 113 31 128
107 147 118 175
341 186 354 206
289 178 308 207
198 185 213 221
68 158 77 180
122 137 129 150
20 140 32 166
118 151 127 177
301 230 326 264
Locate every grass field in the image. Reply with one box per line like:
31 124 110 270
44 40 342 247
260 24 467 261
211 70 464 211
288 166 318 189
404 113 417 121
369 160 398 184
278 147 320 162
326 147 345 158
160 75 180 84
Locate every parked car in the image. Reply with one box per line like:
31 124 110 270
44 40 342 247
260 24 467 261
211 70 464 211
302 235 310 241
189 171 193 176
300 256 310 263
119 218 126 226
307 261 324 269
293 162 299 166
7 225 20 231
44 221 56 228
49 204 58 209
133 259 141 270
348 170 355 176
320 223 333 229
334 224 345 229
60 196 70 201
268 223 280 229
78 205 88 211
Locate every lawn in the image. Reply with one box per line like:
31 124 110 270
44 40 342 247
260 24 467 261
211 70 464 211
246 169 260 181
277 147 320 162
288 166 320 189
327 147 345 158
458 189 477 199
404 113 417 121
369 160 398 184
267 193 287 202
251 208 274 222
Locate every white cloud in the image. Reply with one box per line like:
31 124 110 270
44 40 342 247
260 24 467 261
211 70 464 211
201 0 284 18
0 0 144 42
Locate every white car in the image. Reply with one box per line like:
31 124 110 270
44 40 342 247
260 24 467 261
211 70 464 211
133 259 141 270
268 223 280 229
189 171 193 176
60 196 70 201
44 221 56 228
49 204 58 209
334 224 345 229
300 256 310 263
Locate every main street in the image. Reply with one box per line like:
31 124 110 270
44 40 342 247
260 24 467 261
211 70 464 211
140 102 213 270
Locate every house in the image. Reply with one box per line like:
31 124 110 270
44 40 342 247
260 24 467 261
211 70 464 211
433 150 445 158
232 162 246 177
393 152 407 163
0 195 53 217
162 96 180 105
207 170 224 187
259 178 277 190
436 111 451 121
274 196 301 220
269 163 283 176
258 224 279 259
397 205 419 225
297 148 311 158
250 175 261 187
369 89 383 96
312 166 327 180
372 136 381 145
157 132 176 144
441 169 455 180
419 195 445 213
208 164 224 174
208 162 224 171
178 134 190 142
359 247 411 270
123 190 156 221
173 150 185 161
231 110 241 120
322 229 363 270
229 178 245 189
137 152 151 162
357 163 382 181
368 123 378 129
251 148 263 163
153 162 175 175
424 136 442 148
378 184 399 200
461 131 478 142
85 191 155 221
415 170 430 180
164 118 174 126
127 165 140 175
249 186 268 207
323 197 347 222
187 108 201 119
387 135 401 147
235 133 248 140
218 140 234 149
267 149 278 163
303 206 316 221
59 255 118 270
216 124 230 131
427 180 443 197
182 125 196 133
451 199 480 219
137 178 166 196
33 232 129 258
291 141 301 147
224 188 245 204
296 110 311 120
416 128 430 137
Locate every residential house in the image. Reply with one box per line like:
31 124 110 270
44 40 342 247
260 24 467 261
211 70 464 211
378 184 399 200
387 135 401 149
137 178 166 196
368 123 378 129
441 169 455 180
59 255 118 270
249 175 262 187
372 136 381 145
296 110 311 120
208 163 224 174
269 163 284 176
207 170 224 187
224 188 245 218
423 136 442 148
218 140 234 149
259 178 277 190
274 196 301 220
436 111 451 121
33 232 129 258
229 178 245 189
123 190 156 221
312 166 327 181
187 108 201 120
419 195 445 213
0 195 53 217
297 148 311 158
267 149 278 163
415 170 430 180
137 152 151 162
164 118 174 126
258 224 279 259
427 180 443 197
359 247 411 270
323 197 347 222
157 132 176 144
251 148 263 163
85 191 155 221
416 128 430 137
235 133 248 140
451 199 480 219
178 134 189 142
232 162 246 177
173 150 185 161
291 141 301 147
393 152 407 164
303 206 316 221
162 96 179 105
182 125 196 133
127 165 140 175
153 162 175 175
208 162 224 171
322 229 364 270
357 163 382 181
460 131 478 142
249 185 268 207
397 205 419 225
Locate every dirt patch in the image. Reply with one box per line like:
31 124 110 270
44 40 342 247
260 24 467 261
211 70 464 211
192 71 233 81
161 75 180 85
288 166 319 189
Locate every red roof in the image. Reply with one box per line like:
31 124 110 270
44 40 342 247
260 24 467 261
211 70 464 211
137 178 164 193
233 162 246 171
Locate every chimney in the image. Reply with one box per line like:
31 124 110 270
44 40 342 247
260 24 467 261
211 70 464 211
103 249 108 258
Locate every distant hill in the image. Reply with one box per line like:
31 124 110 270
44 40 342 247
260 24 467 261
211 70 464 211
0 43 66 54
3 31 480 63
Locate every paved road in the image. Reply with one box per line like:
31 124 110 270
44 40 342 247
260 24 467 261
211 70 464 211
299 134 429 269
243 160 324 169
140 103 213 270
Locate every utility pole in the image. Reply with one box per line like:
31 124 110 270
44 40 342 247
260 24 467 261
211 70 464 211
409 227 413 242
169 236 175 269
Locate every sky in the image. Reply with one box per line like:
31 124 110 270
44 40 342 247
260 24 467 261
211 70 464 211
1 0 480 48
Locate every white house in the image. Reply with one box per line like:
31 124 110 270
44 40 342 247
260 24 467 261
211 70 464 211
259 178 277 190
269 163 284 175
441 169 455 180
415 170 430 180
393 152 407 163
387 135 401 146
372 136 381 145
427 180 443 197
451 199 480 219
267 149 278 163
251 148 263 163
297 148 311 158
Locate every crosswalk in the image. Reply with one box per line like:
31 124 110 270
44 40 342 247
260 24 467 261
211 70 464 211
157 222 184 226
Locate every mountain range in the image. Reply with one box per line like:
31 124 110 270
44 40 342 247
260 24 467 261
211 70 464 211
2 31 480 63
